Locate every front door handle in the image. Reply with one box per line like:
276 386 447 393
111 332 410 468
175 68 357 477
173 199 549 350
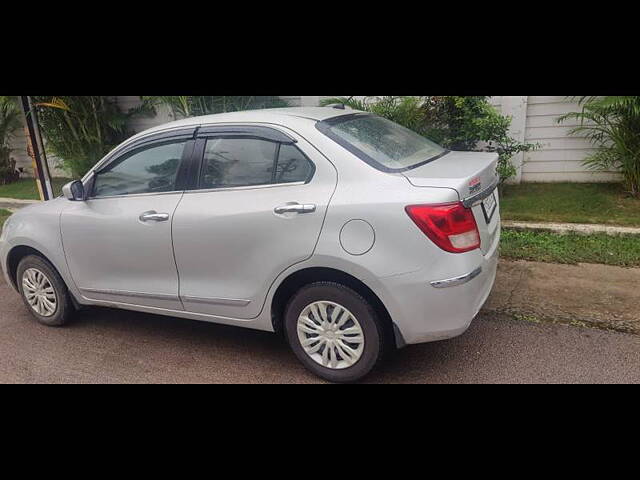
139 211 170 222
274 203 316 215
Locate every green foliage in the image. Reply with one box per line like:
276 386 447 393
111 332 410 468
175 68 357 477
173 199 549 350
501 229 640 267
320 96 537 183
558 96 640 197
421 96 496 149
142 96 288 119
0 96 22 184
0 96 21 144
33 96 150 178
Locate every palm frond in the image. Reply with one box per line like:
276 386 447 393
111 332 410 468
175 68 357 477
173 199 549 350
0 96 23 183
559 95 640 196
35 97 71 111
34 96 142 177
0 96 22 147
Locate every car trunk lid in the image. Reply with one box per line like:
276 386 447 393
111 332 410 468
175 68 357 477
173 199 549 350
401 151 500 255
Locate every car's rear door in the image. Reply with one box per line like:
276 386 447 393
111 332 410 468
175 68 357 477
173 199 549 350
171 124 337 319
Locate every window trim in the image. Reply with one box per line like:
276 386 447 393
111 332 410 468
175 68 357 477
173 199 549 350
197 125 298 144
92 127 197 175
183 181 307 196
89 138 192 199
191 128 315 192
274 142 315 185
316 113 449 173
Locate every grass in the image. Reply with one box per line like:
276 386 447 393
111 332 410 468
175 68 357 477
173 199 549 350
0 208 11 228
501 229 640 267
501 183 640 227
0 178 71 200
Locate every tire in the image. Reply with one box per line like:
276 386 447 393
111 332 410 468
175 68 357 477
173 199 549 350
284 281 386 383
16 255 74 327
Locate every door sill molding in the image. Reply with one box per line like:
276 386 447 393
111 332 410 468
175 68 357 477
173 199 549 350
80 287 178 302
181 295 251 307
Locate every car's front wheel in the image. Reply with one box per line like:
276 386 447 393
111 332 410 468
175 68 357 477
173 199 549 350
284 282 386 383
17 255 74 327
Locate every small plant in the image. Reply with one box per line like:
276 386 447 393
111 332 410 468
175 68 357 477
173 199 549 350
558 96 640 197
33 96 150 178
413 96 539 186
142 96 288 119
320 96 537 184
0 96 22 185
480 116 538 187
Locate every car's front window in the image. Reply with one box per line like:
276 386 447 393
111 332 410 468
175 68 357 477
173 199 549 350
92 140 186 197
317 114 447 172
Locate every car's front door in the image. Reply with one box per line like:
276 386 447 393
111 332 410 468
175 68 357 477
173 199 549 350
172 125 337 319
61 131 195 310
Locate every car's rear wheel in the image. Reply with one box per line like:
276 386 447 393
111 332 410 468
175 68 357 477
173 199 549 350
284 281 385 383
17 255 74 327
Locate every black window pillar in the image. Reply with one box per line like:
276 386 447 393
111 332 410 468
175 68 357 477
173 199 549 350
20 96 53 201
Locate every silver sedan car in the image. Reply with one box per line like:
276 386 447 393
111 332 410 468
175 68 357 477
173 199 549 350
0 107 500 382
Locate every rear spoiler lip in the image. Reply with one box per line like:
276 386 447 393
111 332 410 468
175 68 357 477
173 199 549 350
461 177 499 208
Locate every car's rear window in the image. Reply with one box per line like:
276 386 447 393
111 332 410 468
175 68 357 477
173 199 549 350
316 113 447 172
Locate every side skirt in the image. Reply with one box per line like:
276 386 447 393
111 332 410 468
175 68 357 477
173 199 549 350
78 297 275 333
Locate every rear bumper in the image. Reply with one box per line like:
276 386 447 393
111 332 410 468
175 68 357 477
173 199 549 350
430 266 483 288
382 228 500 346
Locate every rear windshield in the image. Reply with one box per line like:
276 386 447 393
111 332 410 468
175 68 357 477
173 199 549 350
316 114 447 172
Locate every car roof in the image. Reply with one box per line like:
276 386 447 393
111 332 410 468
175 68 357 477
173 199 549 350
132 106 361 140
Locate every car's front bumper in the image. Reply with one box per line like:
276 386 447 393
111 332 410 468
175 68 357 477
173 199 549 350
0 222 12 289
381 228 500 347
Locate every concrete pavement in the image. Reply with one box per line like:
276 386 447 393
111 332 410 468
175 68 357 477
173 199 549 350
1 276 638 384
484 260 640 335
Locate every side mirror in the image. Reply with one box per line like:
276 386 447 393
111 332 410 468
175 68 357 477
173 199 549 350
62 180 85 201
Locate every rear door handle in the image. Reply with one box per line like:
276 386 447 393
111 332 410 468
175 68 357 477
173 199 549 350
274 203 316 214
139 211 170 222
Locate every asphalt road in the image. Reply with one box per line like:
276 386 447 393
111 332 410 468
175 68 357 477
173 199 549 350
1 278 638 383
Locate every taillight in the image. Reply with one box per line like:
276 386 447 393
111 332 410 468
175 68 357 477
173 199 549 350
405 202 480 253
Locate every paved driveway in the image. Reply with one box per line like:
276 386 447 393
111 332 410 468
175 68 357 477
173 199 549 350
1 278 638 383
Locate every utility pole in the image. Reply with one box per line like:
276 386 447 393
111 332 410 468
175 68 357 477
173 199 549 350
20 96 53 200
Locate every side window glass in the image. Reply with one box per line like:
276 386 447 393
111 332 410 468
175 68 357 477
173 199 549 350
200 138 277 189
275 144 314 183
93 141 185 197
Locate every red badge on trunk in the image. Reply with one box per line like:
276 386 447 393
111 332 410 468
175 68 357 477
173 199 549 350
469 176 482 194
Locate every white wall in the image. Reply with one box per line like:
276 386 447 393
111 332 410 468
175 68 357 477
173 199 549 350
491 96 620 183
9 96 618 183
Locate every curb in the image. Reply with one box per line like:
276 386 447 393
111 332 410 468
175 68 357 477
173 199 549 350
502 220 640 236
0 198 39 204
